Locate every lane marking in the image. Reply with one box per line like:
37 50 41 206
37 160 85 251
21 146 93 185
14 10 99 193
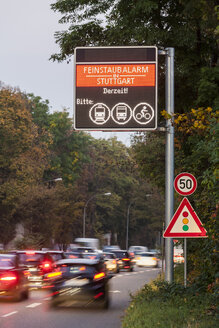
2 311 18 318
26 302 42 308
110 290 121 293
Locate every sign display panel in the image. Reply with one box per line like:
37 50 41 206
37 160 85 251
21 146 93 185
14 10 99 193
74 46 157 131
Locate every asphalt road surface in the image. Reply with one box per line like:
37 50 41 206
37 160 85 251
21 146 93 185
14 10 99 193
0 266 160 328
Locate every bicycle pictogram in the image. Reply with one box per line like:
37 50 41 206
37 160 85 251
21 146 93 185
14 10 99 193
133 103 154 125
136 106 152 120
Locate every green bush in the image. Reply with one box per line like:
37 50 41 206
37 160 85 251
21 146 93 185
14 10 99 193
122 278 218 328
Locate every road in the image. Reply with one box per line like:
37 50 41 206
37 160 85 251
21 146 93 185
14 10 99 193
0 266 160 328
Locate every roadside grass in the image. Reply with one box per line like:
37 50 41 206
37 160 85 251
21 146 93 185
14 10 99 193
122 265 218 328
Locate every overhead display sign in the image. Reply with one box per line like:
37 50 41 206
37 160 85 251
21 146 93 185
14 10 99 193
174 172 197 196
163 198 207 238
74 46 157 131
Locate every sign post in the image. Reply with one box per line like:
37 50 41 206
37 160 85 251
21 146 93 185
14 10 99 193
164 173 207 287
74 46 157 131
74 46 175 284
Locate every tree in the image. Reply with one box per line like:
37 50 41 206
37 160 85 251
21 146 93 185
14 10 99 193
51 0 218 111
46 110 91 184
0 86 51 246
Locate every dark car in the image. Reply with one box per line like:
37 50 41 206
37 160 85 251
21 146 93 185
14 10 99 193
11 250 54 289
46 258 111 309
110 250 134 272
46 250 65 262
0 253 29 301
64 251 82 259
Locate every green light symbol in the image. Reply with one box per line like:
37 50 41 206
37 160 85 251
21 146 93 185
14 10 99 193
182 211 189 231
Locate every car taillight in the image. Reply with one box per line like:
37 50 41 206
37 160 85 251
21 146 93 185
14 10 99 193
152 257 157 261
44 262 51 268
41 261 52 270
94 272 105 280
122 258 130 261
47 271 62 279
0 272 17 282
112 260 116 264
79 266 86 271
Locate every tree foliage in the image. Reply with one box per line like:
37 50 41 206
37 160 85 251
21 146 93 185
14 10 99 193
51 0 218 111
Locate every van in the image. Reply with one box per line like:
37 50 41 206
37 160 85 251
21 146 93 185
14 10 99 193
74 238 100 251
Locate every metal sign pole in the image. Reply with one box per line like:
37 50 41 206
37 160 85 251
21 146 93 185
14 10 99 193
165 48 175 283
184 238 187 287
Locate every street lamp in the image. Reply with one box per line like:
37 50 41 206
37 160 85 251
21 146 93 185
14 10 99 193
83 192 111 238
126 194 152 250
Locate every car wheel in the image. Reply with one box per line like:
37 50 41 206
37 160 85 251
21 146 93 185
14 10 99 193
102 294 109 309
22 289 29 300
13 290 23 302
130 267 134 272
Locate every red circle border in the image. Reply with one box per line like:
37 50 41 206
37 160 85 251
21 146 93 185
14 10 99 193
174 172 197 196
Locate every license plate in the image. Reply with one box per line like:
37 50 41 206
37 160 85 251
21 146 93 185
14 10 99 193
64 278 89 287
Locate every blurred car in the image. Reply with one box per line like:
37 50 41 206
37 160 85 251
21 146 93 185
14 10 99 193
129 246 148 254
103 252 119 273
46 258 111 309
64 251 82 259
135 252 158 268
110 250 134 272
71 247 96 253
81 252 104 261
102 245 120 252
46 250 65 262
0 253 29 301
11 250 54 289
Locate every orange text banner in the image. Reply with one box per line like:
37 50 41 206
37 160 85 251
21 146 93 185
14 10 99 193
76 64 155 87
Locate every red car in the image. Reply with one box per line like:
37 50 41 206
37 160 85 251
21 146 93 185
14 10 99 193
0 253 29 301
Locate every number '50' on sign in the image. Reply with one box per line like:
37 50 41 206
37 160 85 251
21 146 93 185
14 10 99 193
174 173 197 196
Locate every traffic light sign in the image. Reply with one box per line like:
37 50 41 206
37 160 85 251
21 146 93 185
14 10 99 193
163 198 207 238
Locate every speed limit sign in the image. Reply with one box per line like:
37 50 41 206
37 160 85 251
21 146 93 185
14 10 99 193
174 172 197 196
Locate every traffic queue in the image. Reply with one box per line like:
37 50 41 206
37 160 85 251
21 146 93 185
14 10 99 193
0 244 159 308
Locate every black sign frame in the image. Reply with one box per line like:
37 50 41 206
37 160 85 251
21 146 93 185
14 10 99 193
74 46 158 131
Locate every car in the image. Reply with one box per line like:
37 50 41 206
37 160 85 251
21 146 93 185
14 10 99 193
110 250 134 272
174 246 184 264
81 252 104 261
46 258 111 309
129 246 148 253
135 252 158 268
10 250 54 289
72 246 96 253
103 252 119 273
102 245 121 252
46 250 65 262
0 253 29 301
64 251 83 259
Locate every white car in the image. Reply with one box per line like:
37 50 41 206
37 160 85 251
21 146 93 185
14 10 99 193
135 252 158 268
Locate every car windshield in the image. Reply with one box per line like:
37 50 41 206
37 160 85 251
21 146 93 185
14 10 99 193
18 253 44 264
64 252 81 259
0 256 15 267
82 253 100 260
113 251 128 259
48 253 63 261
140 253 155 257
57 264 96 276
103 254 114 259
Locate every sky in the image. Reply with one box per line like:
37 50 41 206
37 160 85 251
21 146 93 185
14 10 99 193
0 0 134 146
